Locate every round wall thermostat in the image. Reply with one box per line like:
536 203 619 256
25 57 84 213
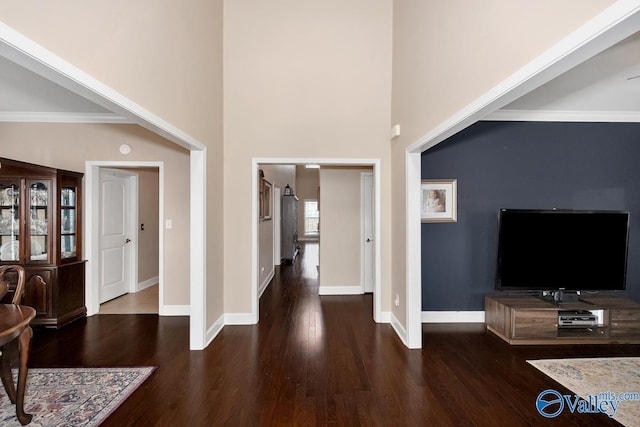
119 144 132 155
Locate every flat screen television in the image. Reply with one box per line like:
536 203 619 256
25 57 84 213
495 209 630 294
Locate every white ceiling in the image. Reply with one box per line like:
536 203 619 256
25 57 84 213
0 54 129 123
0 31 639 123
487 31 640 121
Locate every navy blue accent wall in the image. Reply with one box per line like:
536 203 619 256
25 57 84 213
421 121 640 311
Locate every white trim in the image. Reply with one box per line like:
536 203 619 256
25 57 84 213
390 312 408 346
405 152 422 349
159 305 190 316
252 158 383 326
129 172 139 295
485 109 640 123
206 314 225 346
422 311 485 323
0 111 131 123
224 313 256 325
378 311 391 323
259 269 275 298
85 161 163 318
318 285 363 295
360 174 365 292
250 164 260 324
373 162 382 324
190 150 207 350
136 276 158 292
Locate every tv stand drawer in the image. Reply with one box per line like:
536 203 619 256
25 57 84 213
512 310 556 338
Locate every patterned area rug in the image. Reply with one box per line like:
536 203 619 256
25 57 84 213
0 367 155 426
528 357 640 426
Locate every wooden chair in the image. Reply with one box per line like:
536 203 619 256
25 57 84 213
0 265 34 425
0 265 26 304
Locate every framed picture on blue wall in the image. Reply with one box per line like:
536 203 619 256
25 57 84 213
421 179 457 222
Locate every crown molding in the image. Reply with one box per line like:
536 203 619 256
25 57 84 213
484 109 640 122
0 111 132 123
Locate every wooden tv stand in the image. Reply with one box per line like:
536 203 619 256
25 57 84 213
485 295 640 345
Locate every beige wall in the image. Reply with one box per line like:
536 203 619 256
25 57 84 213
257 164 295 287
0 0 225 328
0 123 189 305
319 168 364 288
295 166 319 240
224 0 393 315
0 0 619 345
390 0 615 329
136 168 159 284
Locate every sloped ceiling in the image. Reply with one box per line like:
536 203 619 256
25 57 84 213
487 31 640 122
0 31 638 124
0 55 129 123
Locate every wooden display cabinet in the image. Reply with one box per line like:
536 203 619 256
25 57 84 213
485 295 640 345
0 157 86 327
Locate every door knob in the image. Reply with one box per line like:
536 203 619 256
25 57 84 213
125 238 131 244
366 238 373 242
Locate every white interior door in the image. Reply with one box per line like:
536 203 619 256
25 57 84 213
362 172 375 293
99 168 133 303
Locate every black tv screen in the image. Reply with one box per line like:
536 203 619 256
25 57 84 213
495 209 629 292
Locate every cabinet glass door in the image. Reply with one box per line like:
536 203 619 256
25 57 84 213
0 182 20 262
61 187 77 259
28 180 51 263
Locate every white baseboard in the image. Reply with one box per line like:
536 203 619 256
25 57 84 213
259 269 274 298
159 305 190 316
390 312 408 346
136 276 158 292
318 285 362 295
377 311 391 323
224 313 256 325
421 311 485 323
206 313 225 347
298 236 319 242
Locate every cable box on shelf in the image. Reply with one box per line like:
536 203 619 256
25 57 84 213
558 310 598 327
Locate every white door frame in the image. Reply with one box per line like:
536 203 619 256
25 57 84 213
98 167 138 302
252 158 382 323
86 161 163 316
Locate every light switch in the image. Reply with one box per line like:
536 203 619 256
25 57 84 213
165 219 172 229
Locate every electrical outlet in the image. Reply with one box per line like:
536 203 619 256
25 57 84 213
261 266 265 274
394 293 400 307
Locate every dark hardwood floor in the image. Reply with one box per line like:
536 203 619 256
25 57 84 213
28 242 640 426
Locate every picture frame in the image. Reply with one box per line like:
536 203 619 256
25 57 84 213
421 179 457 222
261 179 272 221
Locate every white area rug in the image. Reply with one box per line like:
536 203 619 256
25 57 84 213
528 357 640 426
